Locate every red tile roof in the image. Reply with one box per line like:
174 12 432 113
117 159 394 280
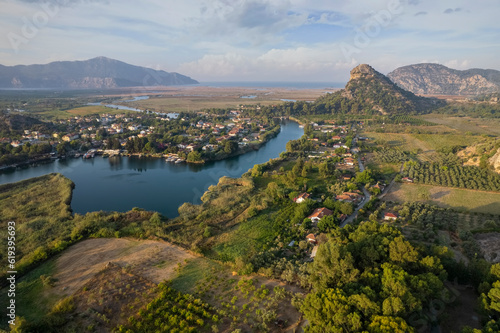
308 207 333 220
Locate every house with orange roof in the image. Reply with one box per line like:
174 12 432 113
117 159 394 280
307 207 333 223
294 192 311 203
384 212 398 221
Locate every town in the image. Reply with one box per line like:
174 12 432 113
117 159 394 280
0 107 283 167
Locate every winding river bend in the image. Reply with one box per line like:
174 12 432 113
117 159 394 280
0 121 303 218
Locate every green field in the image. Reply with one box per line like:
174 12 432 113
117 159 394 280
127 95 288 113
383 183 500 215
1 259 60 325
364 132 481 162
125 88 328 113
64 105 126 117
24 105 128 120
420 114 500 136
171 257 223 294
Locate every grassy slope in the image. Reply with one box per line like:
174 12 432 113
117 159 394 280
0 173 74 270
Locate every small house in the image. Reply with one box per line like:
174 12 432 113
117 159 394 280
294 192 311 203
307 208 333 223
306 233 317 244
384 212 398 221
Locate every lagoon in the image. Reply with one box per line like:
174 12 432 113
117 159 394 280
0 122 303 218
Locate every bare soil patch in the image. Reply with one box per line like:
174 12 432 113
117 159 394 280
53 238 194 297
64 263 159 333
475 233 500 263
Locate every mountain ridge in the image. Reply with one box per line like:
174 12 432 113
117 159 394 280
314 64 442 115
0 57 198 89
388 63 500 96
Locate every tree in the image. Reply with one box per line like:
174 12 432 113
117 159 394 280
302 289 364 332
356 169 374 185
303 222 447 332
187 151 203 162
224 140 238 154
310 241 359 290
368 316 414 333
318 162 333 178
317 215 338 232
56 143 67 155
251 164 263 177
304 124 313 136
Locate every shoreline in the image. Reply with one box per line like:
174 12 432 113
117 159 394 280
0 124 284 172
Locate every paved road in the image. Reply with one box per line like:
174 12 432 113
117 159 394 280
340 140 371 228
378 162 404 200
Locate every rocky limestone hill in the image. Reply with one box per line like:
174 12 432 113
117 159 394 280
316 64 442 115
388 63 500 96
0 57 198 89
458 138 500 174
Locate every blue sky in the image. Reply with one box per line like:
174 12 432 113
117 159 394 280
0 0 499 82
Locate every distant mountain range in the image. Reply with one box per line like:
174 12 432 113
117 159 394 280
388 63 500 96
0 57 198 89
315 64 443 115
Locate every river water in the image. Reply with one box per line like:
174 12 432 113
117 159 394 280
0 121 303 218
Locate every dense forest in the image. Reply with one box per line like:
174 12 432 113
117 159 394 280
302 221 447 332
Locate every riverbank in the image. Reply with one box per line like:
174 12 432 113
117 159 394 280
0 124 283 171
0 121 303 218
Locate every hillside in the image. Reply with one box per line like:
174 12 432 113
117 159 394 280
0 112 54 137
314 64 442 115
388 63 500 96
0 57 198 89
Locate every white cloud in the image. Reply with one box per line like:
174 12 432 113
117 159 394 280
178 46 358 81
0 0 499 80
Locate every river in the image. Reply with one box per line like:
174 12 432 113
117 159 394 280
0 121 303 218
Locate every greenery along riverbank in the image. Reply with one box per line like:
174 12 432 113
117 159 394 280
114 123 281 164
0 103 283 168
3 131 500 331
5 105 500 332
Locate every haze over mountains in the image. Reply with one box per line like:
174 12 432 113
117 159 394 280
388 63 500 96
0 57 198 89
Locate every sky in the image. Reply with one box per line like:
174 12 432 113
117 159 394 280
0 0 499 82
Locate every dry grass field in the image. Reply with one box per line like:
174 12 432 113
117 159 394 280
420 114 500 136
53 238 195 297
364 131 481 162
382 182 500 215
120 86 335 113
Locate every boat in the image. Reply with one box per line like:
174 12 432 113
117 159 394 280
83 151 95 159
175 159 185 164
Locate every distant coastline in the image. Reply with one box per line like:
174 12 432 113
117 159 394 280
194 81 346 89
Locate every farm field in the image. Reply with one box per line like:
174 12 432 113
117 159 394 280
363 132 481 162
64 105 126 117
171 256 304 333
25 105 126 120
53 238 194 295
382 182 500 215
124 86 334 113
0 238 195 330
420 114 500 136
